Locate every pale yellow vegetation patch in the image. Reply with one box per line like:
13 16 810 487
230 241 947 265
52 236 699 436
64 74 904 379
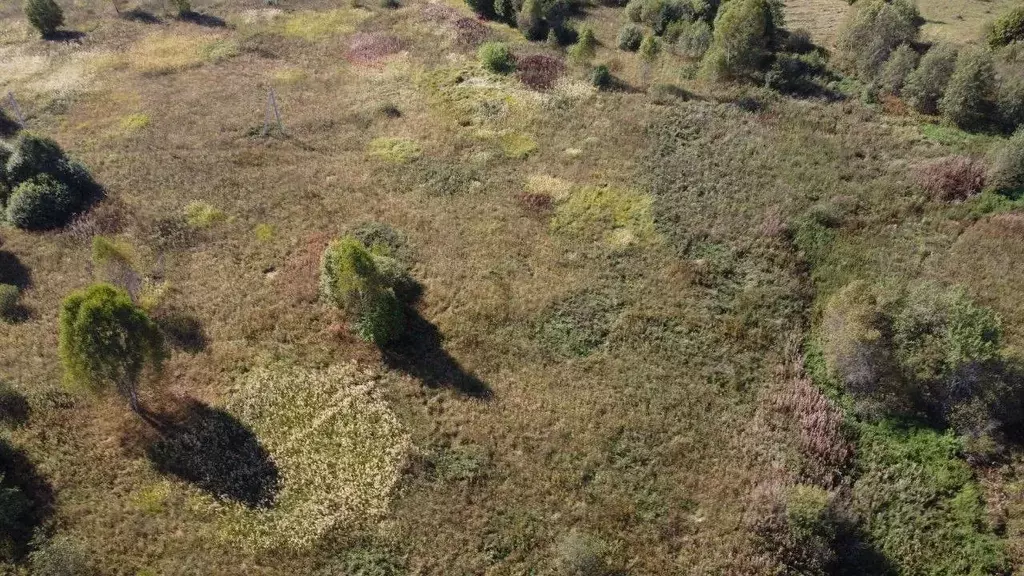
130 32 230 75
368 137 422 163
272 66 308 85
221 364 410 550
550 186 659 247
120 113 150 133
280 9 371 41
526 174 573 201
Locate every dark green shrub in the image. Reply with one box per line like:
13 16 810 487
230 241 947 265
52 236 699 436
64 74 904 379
568 26 597 64
939 47 997 130
591 64 612 88
478 41 516 74
517 0 546 40
494 0 515 22
784 27 814 53
988 129 1024 198
903 42 958 114
767 51 827 95
465 0 495 19
638 34 662 63
6 175 75 230
4 133 64 186
0 284 18 321
625 0 643 22
836 0 920 79
878 43 917 95
354 288 403 345
997 73 1024 131
641 0 691 34
58 283 163 412
987 5 1024 48
699 0 782 81
754 484 836 574
23 0 63 37
617 23 643 51
320 236 408 345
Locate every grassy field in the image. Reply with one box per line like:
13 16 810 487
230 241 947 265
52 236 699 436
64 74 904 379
0 0 1023 574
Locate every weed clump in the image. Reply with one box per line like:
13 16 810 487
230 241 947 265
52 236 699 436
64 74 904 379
914 155 986 202
367 137 422 164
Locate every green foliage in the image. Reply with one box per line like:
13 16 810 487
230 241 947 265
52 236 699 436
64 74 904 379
851 422 1007 574
997 73 1024 131
987 5 1024 48
183 201 226 227
536 289 621 358
477 42 516 74
785 485 833 541
939 47 997 131
58 283 163 410
699 0 781 81
904 43 958 114
517 0 545 40
639 0 692 34
671 19 712 58
320 236 407 345
591 64 612 88
617 24 643 51
568 26 597 64
625 0 643 22
988 129 1024 197
0 284 18 322
4 133 64 186
6 175 74 230
878 43 917 95
318 546 404 576
638 35 662 63
23 0 63 37
836 0 919 79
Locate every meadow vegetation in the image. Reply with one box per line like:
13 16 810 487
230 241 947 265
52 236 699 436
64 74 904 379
0 0 1022 573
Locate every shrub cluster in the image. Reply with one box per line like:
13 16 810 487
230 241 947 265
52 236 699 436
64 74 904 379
467 0 574 44
822 280 1018 434
913 155 986 202
902 42 957 115
617 23 644 51
478 41 516 74
23 0 63 37
753 484 837 575
987 5 1024 48
1 133 101 230
699 0 785 81
836 0 919 79
320 236 411 345
988 129 1024 198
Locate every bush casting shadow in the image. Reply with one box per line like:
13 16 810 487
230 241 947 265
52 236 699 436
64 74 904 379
120 8 161 23
0 252 31 290
0 439 54 562
145 400 278 508
0 387 30 427
43 30 86 43
383 311 491 399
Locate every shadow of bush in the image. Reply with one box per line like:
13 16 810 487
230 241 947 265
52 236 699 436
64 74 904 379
0 439 54 562
145 400 278 508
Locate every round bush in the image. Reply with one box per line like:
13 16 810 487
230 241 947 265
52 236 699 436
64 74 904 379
988 129 1024 198
478 42 515 74
516 0 546 40
997 74 1024 131
617 24 644 51
5 133 65 186
878 44 917 95
625 0 644 22
939 47 997 130
355 288 404 345
987 5 1024 48
903 43 958 114
6 175 75 230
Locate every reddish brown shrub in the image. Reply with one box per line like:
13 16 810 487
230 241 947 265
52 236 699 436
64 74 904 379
346 33 403 65
515 191 553 214
453 17 491 47
914 155 986 202
278 232 332 303
775 374 852 487
515 54 565 91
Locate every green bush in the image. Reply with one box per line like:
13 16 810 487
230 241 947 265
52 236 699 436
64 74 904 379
851 422 1007 574
591 64 612 88
354 288 403 345
0 284 18 321
517 0 546 40
638 34 662 63
997 73 1024 131
6 175 75 230
987 129 1024 198
478 42 516 74
699 0 782 81
23 0 63 37
568 26 597 64
625 0 644 22
836 0 920 79
320 236 407 345
4 133 64 186
878 44 917 95
903 42 958 114
641 0 691 34
617 23 644 51
672 19 712 58
939 47 997 131
987 5 1024 48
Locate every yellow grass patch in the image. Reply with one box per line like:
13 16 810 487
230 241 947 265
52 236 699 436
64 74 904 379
550 185 658 247
368 137 422 163
280 9 371 41
499 131 538 159
526 174 573 201
120 113 151 132
130 32 228 76
272 66 308 85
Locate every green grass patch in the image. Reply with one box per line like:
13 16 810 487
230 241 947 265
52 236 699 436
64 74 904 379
184 201 227 228
550 186 658 247
119 113 150 133
498 132 537 159
919 123 996 152
280 9 370 41
536 289 623 358
368 137 422 164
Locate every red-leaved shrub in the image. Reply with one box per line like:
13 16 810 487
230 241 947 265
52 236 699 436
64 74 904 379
914 155 986 202
515 54 565 91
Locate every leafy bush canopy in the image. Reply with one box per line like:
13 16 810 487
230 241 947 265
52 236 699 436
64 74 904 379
58 283 163 411
836 0 919 79
617 23 644 51
6 175 74 231
5 133 64 186
939 47 997 131
699 0 783 81
878 44 917 95
903 43 958 115
988 129 1024 198
23 0 63 37
987 5 1024 48
477 41 516 74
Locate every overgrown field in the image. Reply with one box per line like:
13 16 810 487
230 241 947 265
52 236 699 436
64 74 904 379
1 0 1023 574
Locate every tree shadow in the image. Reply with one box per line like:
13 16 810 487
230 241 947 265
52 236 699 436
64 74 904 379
180 11 227 28
0 385 30 427
144 399 278 508
0 111 19 138
382 311 492 399
0 439 54 562
43 30 86 43
120 8 162 23
0 252 31 290
833 518 895 576
155 309 208 353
